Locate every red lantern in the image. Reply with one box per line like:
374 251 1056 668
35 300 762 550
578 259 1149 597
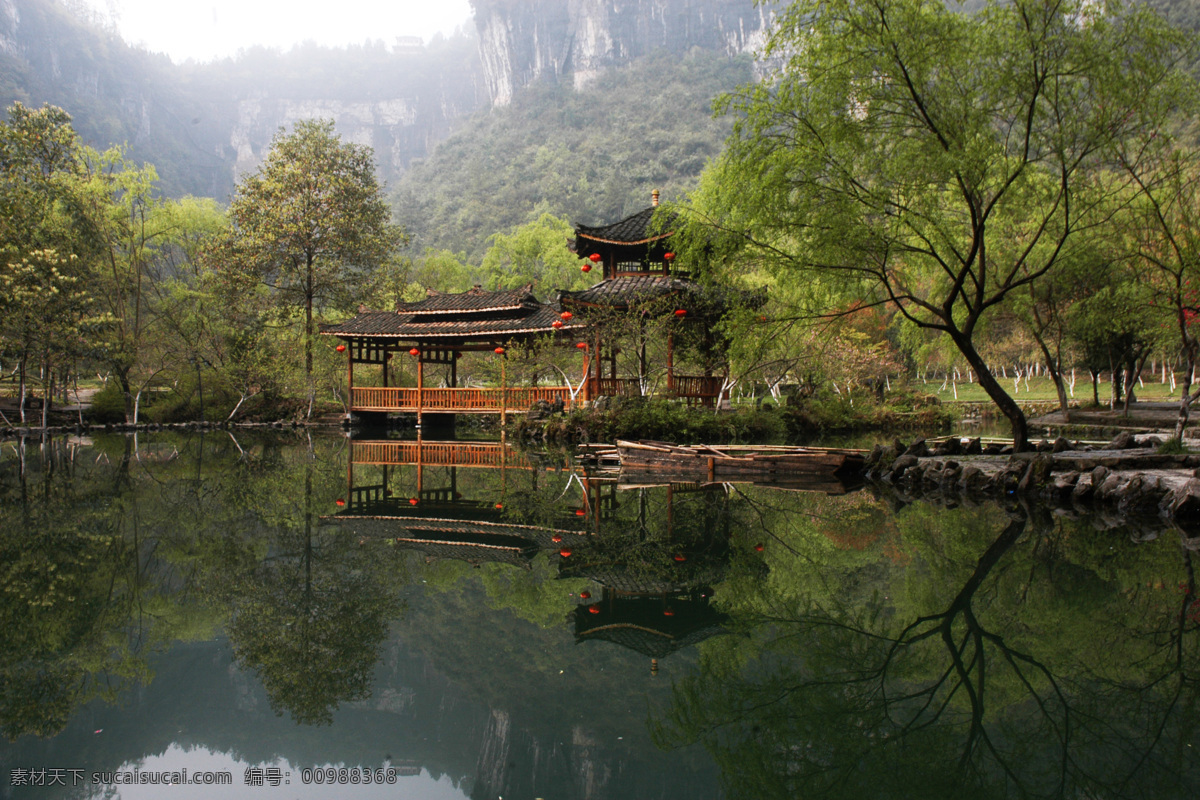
576 342 588 350
552 534 563 543
580 590 591 599
575 509 586 516
674 553 687 562
560 548 572 558
589 253 602 263
754 543 765 552
494 346 505 355
758 315 768 323
409 497 418 505
664 252 675 261
581 263 591 273
409 347 420 357
552 320 564 329
674 309 687 317
664 608 676 617
494 503 503 510
560 311 573 320
335 498 345 507
335 344 346 353
588 605 601 614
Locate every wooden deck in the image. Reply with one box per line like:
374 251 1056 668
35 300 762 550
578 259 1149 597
351 386 571 414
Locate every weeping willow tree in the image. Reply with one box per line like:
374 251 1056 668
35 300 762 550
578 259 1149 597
678 0 1191 450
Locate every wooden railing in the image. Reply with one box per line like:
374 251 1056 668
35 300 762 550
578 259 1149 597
352 440 535 469
351 386 571 414
593 378 643 397
352 387 420 411
671 375 724 398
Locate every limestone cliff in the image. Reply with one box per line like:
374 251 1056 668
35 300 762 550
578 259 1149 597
0 0 19 58
472 0 775 105
1 0 486 196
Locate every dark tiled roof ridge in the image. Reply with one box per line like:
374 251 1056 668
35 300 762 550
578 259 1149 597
558 274 693 307
396 283 539 315
319 305 587 339
574 207 679 246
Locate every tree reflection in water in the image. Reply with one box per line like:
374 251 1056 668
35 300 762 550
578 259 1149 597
654 501 1200 799
4 433 1200 800
215 461 407 725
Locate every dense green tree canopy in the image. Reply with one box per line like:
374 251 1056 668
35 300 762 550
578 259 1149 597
682 0 1193 448
218 119 407 410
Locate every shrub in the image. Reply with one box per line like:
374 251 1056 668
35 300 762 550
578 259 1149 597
85 382 128 423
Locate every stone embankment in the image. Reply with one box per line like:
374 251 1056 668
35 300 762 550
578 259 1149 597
863 431 1200 531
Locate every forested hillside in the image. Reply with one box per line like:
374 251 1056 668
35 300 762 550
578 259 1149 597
0 0 235 196
393 49 753 259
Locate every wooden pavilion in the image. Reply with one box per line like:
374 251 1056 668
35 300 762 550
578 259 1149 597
561 190 731 406
321 192 742 422
320 284 586 425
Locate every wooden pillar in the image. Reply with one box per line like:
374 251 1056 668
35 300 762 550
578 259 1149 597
593 330 601 398
417 352 424 428
382 347 389 388
451 351 458 388
416 433 423 495
581 344 591 404
346 342 354 412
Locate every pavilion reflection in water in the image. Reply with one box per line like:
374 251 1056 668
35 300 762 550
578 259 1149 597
326 437 856 664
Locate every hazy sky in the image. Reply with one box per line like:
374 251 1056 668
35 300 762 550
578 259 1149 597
80 0 476 63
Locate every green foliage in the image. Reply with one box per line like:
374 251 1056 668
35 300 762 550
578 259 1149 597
84 379 127 423
393 49 753 260
215 118 407 410
480 212 593 299
533 397 788 444
686 0 1193 448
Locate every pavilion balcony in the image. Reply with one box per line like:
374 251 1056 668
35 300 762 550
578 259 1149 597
669 375 725 406
593 377 644 397
350 386 572 415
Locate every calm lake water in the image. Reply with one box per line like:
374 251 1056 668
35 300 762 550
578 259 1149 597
1 431 1198 799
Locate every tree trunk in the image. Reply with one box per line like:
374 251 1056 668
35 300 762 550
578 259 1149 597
17 352 27 424
1122 351 1149 417
951 332 1029 451
305 256 315 419
116 367 135 423
1030 328 1069 414
1173 340 1199 442
41 356 50 430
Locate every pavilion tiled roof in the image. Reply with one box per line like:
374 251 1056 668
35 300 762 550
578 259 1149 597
570 596 728 658
323 514 593 566
574 207 678 247
320 305 586 340
398 285 540 316
558 275 694 308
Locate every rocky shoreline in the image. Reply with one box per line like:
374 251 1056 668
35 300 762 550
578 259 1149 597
862 432 1200 532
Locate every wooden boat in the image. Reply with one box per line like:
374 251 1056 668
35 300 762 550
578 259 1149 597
616 440 866 482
